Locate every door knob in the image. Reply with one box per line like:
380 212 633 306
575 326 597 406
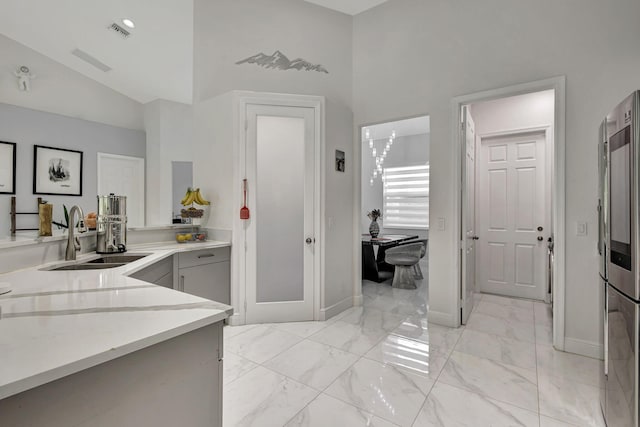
306 238 314 244
537 236 544 242
472 236 479 240
537 226 543 232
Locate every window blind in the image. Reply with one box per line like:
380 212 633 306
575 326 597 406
383 164 429 229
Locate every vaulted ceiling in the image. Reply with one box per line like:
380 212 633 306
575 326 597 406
0 0 193 104
303 0 389 15
0 0 389 105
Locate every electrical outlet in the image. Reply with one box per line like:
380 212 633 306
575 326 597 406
437 217 445 231
576 222 587 236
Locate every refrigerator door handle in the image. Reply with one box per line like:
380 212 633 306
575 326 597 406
604 284 608 378
597 199 602 256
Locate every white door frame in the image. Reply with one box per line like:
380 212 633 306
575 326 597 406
96 152 145 227
231 92 325 325
452 76 566 350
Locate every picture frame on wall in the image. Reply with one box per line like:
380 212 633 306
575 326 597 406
0 141 17 194
33 145 83 196
335 149 345 172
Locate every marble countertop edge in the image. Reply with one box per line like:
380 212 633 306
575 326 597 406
0 311 229 401
0 240 234 401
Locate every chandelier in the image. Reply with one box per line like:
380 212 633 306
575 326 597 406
364 127 396 186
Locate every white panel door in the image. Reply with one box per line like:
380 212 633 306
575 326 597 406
478 132 548 300
245 104 315 323
461 106 477 324
97 153 145 227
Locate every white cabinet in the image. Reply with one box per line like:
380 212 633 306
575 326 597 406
177 247 230 304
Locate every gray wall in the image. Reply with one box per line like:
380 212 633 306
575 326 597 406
353 0 640 355
193 0 352 109
193 0 355 312
144 100 195 226
172 161 193 221
0 103 146 238
361 133 429 238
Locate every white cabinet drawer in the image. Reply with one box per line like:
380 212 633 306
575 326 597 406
179 247 230 269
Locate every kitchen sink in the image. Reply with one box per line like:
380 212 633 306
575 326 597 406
86 254 150 264
49 263 126 271
45 253 150 271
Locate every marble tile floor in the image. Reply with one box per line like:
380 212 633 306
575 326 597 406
222 263 604 426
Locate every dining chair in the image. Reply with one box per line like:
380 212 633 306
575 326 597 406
384 242 423 289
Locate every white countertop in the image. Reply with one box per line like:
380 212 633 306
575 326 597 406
0 240 232 400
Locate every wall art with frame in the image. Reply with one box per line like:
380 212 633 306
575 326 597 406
0 141 16 194
33 145 83 196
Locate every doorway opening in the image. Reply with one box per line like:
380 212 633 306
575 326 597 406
358 115 430 302
454 77 566 350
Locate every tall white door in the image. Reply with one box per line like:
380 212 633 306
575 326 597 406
461 107 477 324
245 104 316 323
477 131 548 300
97 153 145 227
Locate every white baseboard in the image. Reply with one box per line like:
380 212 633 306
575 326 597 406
226 313 244 326
353 294 363 306
320 296 354 321
563 337 603 360
428 310 458 328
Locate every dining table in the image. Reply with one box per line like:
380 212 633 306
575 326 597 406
362 234 419 282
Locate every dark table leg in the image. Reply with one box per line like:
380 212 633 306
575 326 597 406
362 244 380 282
376 244 396 272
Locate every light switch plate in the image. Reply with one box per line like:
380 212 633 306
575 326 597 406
576 222 587 236
437 217 445 231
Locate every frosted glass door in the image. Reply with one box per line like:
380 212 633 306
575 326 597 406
256 116 305 303
245 104 315 323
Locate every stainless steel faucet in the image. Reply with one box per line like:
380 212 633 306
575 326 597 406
65 206 88 261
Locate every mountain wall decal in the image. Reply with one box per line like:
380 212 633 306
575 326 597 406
236 50 329 74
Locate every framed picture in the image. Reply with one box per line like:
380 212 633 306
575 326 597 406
0 141 16 194
33 145 83 196
335 149 345 172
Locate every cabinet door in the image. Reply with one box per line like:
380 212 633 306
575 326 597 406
180 262 230 304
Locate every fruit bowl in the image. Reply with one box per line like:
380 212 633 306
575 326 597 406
175 231 207 243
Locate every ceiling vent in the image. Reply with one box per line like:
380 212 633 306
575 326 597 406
108 22 131 39
71 49 112 72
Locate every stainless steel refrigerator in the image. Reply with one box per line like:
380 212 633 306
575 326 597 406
601 91 640 426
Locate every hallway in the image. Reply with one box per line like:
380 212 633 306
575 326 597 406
222 259 604 426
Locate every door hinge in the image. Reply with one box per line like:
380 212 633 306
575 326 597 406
460 240 465 249
245 119 248 131
244 299 247 312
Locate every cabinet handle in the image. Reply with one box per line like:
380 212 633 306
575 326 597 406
198 253 215 259
180 275 185 292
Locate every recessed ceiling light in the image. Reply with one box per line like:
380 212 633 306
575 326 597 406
122 18 135 29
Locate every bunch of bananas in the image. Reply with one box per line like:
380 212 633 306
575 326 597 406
181 188 211 206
